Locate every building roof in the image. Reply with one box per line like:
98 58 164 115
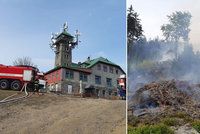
82 57 117 68
71 62 79 68
61 31 74 38
81 57 125 74
45 57 125 75
45 65 92 75
54 31 74 44
57 31 74 38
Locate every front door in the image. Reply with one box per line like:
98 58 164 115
68 85 72 94
55 84 58 92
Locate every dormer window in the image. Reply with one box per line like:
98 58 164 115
116 69 118 74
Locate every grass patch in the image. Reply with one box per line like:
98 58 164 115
170 112 187 119
169 112 193 123
192 120 200 133
128 123 174 134
162 118 179 126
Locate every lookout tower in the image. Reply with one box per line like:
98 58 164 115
50 22 80 67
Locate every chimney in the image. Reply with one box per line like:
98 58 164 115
87 56 90 61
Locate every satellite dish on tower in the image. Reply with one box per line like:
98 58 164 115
49 22 81 51
63 22 68 32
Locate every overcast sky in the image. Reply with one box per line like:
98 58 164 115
0 0 125 72
127 0 200 51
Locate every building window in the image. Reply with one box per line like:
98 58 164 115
97 64 101 70
109 67 113 73
66 70 74 79
106 78 112 87
79 73 88 82
114 92 117 96
95 75 101 85
116 69 118 74
64 54 69 59
103 65 107 72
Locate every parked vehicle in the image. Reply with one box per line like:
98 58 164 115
0 64 46 91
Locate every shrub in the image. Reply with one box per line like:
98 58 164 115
169 112 192 123
128 124 174 134
171 112 187 118
162 118 179 126
192 120 200 132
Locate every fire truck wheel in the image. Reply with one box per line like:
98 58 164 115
11 80 21 91
0 79 9 90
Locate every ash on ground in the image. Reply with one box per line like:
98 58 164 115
128 80 200 119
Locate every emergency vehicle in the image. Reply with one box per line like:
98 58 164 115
0 64 46 90
118 74 126 99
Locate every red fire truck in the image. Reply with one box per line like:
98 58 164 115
0 64 46 91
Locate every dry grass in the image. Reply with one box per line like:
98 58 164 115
0 90 18 100
0 90 126 134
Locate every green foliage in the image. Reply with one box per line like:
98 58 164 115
192 120 200 132
128 38 163 66
127 5 143 44
128 124 174 134
162 118 179 126
168 112 193 123
161 11 192 42
171 112 187 118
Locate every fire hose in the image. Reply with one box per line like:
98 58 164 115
0 83 29 104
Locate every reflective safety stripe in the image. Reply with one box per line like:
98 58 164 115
0 73 23 77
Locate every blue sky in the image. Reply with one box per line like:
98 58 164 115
127 0 200 51
0 0 126 72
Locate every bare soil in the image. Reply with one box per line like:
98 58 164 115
0 90 126 134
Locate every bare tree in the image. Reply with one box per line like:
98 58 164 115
13 57 37 68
